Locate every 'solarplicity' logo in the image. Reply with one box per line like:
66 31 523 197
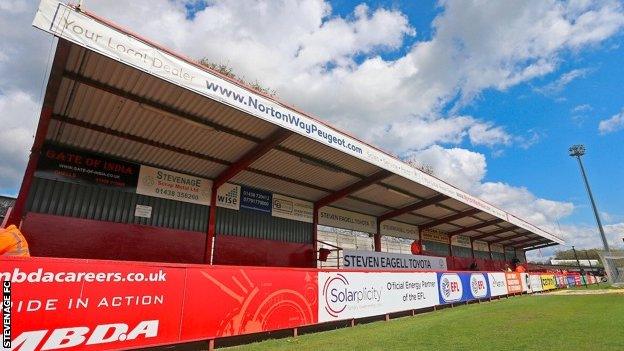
321 274 381 318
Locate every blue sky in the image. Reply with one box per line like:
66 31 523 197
1 0 623 257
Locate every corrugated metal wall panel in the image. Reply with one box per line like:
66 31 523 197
451 245 472 258
422 240 448 256
26 177 208 232
491 252 506 261
216 207 312 244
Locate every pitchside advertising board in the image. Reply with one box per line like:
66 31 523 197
342 250 447 271
31 0 564 244
1 257 567 350
318 272 439 322
436 272 490 303
1 258 318 351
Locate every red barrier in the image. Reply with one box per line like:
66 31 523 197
1 257 317 351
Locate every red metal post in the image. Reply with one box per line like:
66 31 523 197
6 40 70 227
312 205 319 267
374 219 381 252
204 187 218 264
204 127 292 264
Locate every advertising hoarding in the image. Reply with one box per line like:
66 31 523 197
318 271 439 322
437 272 490 304
342 250 447 271
487 272 508 297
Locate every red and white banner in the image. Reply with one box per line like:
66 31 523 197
1 258 317 351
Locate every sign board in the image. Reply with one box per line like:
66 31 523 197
487 272 508 296
490 243 505 253
240 186 272 213
437 272 490 304
2 257 317 351
379 220 419 239
505 272 523 294
529 274 543 292
540 274 557 290
342 250 447 271
137 165 212 205
31 0 562 244
216 183 240 210
450 235 471 248
420 228 450 244
473 240 489 252
35 143 139 191
318 207 376 233
271 193 313 223
134 204 152 218
318 271 439 322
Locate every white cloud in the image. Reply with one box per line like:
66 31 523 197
0 90 39 194
0 0 621 242
598 109 624 134
572 103 592 112
534 68 591 96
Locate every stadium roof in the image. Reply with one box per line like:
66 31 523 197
30 0 563 250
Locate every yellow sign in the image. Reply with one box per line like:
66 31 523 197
540 274 557 290
421 228 449 244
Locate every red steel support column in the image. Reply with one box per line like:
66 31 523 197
203 128 292 264
6 40 70 227
470 237 475 260
312 205 319 266
374 220 381 252
204 188 218 264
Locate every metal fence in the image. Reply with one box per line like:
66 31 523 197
597 250 624 285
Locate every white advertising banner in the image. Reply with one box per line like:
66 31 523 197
487 272 508 297
521 273 530 293
380 220 419 239
31 0 562 245
529 274 543 293
342 250 447 271
272 193 313 223
490 243 505 253
136 165 212 205
473 240 490 252
450 235 471 248
216 183 240 210
318 207 377 233
318 272 439 322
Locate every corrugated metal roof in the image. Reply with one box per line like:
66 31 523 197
34 37 563 248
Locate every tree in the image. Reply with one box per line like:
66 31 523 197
553 248 603 264
404 156 435 176
198 59 277 97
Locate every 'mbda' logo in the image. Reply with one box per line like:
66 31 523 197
470 273 488 298
440 274 462 302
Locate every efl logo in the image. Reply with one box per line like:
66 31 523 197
469 274 488 298
9 320 158 351
439 274 462 302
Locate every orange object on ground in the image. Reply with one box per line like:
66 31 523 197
515 265 526 273
0 225 30 257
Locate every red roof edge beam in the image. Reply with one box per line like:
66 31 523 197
7 40 70 227
313 170 393 253
525 242 559 251
447 218 504 236
418 208 481 232
471 226 519 241
488 234 531 245
204 128 293 264
377 193 449 253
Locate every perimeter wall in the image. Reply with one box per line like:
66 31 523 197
1 257 587 351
